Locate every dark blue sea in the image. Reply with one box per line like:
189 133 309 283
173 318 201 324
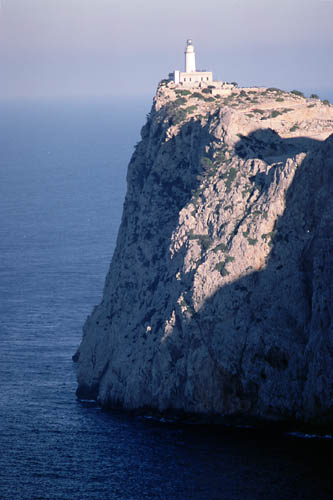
1 98 333 500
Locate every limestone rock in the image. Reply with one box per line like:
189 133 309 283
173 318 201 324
75 84 333 426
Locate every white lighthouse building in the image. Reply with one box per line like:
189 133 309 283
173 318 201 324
173 39 213 86
185 38 196 73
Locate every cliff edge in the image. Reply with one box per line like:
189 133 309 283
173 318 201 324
75 83 333 426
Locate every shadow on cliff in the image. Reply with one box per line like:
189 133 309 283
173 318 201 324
234 128 321 160
173 129 333 424
151 120 332 424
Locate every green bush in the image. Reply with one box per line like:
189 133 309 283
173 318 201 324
290 124 299 132
191 92 205 100
213 243 227 253
175 97 187 105
270 110 282 118
222 167 237 192
275 97 284 102
189 232 213 251
215 262 230 277
310 93 319 99
225 256 235 263
266 87 282 93
322 99 330 106
172 108 187 124
261 231 276 246
201 157 214 169
174 89 191 96
205 97 215 102
291 90 304 97
202 88 211 94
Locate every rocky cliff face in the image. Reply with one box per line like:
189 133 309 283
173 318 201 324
75 83 333 426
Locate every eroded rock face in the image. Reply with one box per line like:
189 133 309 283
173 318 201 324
75 83 333 426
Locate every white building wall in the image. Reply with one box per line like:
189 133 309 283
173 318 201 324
179 71 213 85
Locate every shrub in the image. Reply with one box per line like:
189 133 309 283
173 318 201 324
175 97 187 105
205 97 215 102
231 82 238 87
322 99 330 106
291 90 304 97
270 110 282 118
201 157 214 169
225 256 235 263
215 149 226 162
213 243 227 253
310 93 319 99
189 232 213 251
266 87 282 93
215 262 230 277
175 89 190 95
202 88 211 94
290 124 299 132
223 167 237 192
191 92 205 100
276 97 284 102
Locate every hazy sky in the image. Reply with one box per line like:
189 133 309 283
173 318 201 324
0 0 332 100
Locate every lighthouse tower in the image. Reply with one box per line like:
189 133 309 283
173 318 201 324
185 39 196 73
173 39 213 86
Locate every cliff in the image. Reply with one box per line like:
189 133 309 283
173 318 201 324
75 82 333 426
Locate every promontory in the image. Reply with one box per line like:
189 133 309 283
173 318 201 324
74 81 333 427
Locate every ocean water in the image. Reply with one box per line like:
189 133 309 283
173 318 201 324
0 98 333 500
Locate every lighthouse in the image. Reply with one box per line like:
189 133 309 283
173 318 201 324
185 39 196 73
173 39 213 86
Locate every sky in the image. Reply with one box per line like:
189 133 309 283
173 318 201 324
0 0 332 101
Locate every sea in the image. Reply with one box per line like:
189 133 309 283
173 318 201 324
0 97 333 500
